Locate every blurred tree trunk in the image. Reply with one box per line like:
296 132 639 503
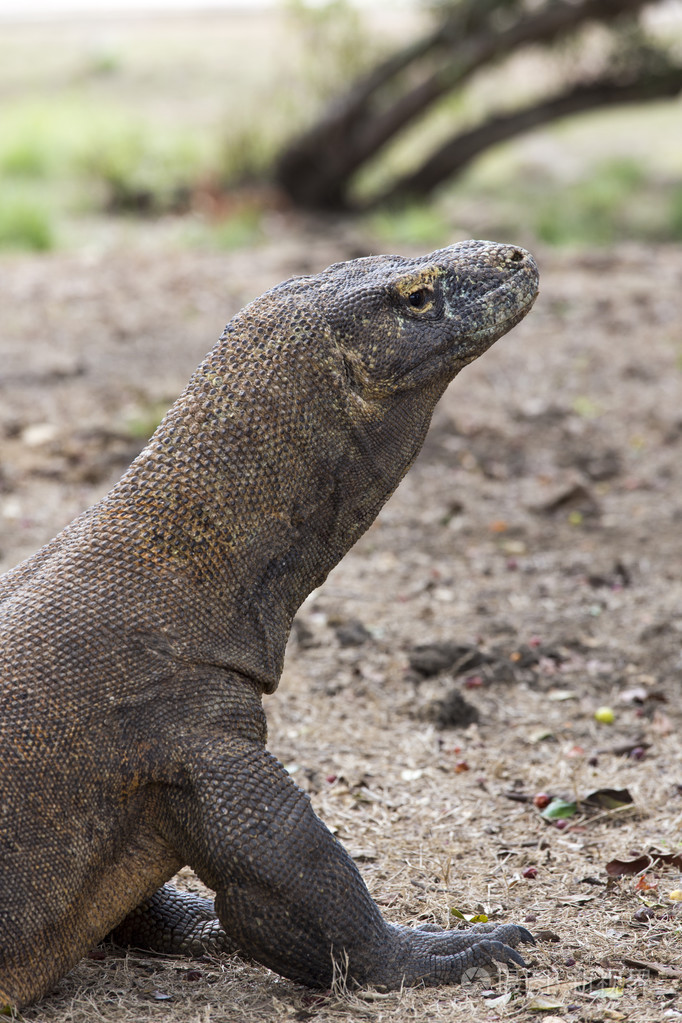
274 0 682 211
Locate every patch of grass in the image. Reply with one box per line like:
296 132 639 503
425 152 681 249
184 205 265 251
669 184 682 240
0 97 218 225
1 138 50 178
218 123 282 190
209 207 264 250
534 158 647 246
0 105 71 180
0 8 383 237
80 113 211 213
0 192 54 251
82 44 123 78
124 401 171 441
368 204 451 250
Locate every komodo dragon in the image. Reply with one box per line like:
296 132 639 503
0 239 539 1009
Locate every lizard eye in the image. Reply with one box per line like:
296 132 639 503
408 288 430 309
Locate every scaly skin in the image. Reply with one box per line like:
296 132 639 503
0 240 539 1008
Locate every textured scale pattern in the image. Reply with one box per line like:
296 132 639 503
0 240 539 1008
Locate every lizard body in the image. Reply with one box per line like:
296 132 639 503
0 240 538 1007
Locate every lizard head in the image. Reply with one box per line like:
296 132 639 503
313 238 539 401
214 239 538 521
243 239 539 576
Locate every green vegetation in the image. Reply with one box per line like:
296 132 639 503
368 205 451 250
534 158 647 246
0 97 217 219
124 401 172 441
368 156 682 252
0 8 680 252
0 188 54 252
184 205 265 251
670 184 682 240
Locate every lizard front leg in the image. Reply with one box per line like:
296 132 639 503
160 738 534 989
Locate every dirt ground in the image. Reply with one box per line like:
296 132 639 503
1 225 681 1023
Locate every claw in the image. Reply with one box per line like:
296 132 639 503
488 922 536 948
478 939 528 971
516 926 536 946
501 945 528 970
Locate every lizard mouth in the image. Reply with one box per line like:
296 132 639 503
455 282 539 361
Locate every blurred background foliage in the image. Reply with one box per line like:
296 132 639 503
0 0 681 253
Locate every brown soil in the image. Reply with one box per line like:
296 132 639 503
1 228 681 1023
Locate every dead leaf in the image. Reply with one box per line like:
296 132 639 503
606 849 682 877
534 929 562 942
151 991 173 1001
584 787 633 810
590 987 625 1000
622 957 682 978
528 728 556 743
606 854 651 877
528 995 565 1011
619 686 666 705
532 481 600 518
346 846 378 861
484 992 512 1007
597 737 649 756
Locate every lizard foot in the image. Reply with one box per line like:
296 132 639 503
367 920 535 988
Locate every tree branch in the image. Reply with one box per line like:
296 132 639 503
351 0 653 166
275 0 654 209
371 64 682 207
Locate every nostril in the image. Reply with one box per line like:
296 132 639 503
508 248 525 262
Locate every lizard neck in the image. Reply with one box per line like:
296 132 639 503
96 314 436 693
